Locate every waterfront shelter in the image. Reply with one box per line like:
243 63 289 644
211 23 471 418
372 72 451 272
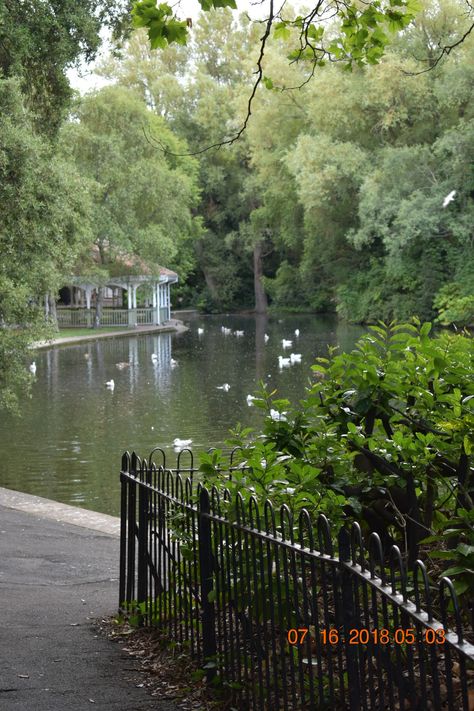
56 265 178 328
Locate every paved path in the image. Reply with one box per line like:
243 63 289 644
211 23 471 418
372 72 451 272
31 319 188 349
0 492 177 710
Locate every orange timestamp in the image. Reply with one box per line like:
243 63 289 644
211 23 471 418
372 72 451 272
287 627 446 646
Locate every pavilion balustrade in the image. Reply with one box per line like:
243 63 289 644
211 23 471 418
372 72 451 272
56 306 156 327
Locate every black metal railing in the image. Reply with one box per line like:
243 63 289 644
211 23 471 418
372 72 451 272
119 450 474 710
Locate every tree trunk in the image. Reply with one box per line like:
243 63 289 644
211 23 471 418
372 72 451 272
46 293 58 330
94 288 103 328
195 241 221 305
253 241 268 314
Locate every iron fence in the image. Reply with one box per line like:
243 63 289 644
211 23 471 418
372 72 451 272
119 450 474 710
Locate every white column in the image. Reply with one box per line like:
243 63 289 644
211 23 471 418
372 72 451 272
127 286 132 309
85 287 92 310
167 283 171 320
132 286 137 309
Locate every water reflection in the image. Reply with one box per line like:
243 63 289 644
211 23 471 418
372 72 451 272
0 314 364 515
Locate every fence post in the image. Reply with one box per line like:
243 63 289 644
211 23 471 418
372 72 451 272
137 461 149 613
198 487 217 681
119 453 129 610
338 527 361 711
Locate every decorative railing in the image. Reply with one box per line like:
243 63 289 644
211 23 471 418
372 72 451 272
56 307 156 327
119 450 474 711
100 309 129 326
136 308 154 325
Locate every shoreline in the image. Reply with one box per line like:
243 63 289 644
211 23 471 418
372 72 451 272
31 318 189 349
0 486 120 536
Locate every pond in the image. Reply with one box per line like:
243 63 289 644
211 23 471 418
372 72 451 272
0 313 364 516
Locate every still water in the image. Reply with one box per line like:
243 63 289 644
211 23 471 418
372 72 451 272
0 313 363 515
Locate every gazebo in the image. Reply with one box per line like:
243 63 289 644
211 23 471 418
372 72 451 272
55 265 178 328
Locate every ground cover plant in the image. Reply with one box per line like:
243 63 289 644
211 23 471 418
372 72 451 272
199 321 474 603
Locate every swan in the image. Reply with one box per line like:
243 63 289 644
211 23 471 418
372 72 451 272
197 328 204 335
221 327 232 335
246 394 256 406
278 356 291 368
234 330 244 337
290 353 302 363
443 190 456 208
217 383 230 391
294 329 300 337
282 339 292 348
29 361 36 375
173 438 192 448
105 379 115 390
264 334 269 343
270 409 287 421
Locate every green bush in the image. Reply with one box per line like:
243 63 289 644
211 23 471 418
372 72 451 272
200 321 474 600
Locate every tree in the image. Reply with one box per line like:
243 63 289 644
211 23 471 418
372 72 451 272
131 0 474 149
0 0 130 134
0 79 92 410
61 86 202 322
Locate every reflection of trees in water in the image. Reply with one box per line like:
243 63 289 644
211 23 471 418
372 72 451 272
255 313 268 383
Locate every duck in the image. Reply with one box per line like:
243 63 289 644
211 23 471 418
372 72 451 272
221 326 232 335
234 330 244 337
290 353 302 363
29 361 37 375
197 328 204 335
282 339 292 348
105 379 115 390
264 334 269 343
246 394 256 406
217 383 230 391
173 438 192 448
294 329 300 337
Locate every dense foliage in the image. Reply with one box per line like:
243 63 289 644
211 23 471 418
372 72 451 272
199 322 474 598
61 86 201 288
102 0 474 323
0 79 92 410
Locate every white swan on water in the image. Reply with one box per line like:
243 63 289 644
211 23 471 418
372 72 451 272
278 356 291 368
269 409 287 422
294 329 300 337
173 438 192 448
105 379 115 390
246 394 256 406
217 383 230 391
264 334 269 343
197 328 204 335
282 339 292 348
290 353 302 363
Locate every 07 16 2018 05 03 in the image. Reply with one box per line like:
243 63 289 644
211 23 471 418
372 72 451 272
287 627 446 646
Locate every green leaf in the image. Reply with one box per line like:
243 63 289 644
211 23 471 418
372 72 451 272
263 76 274 90
273 22 291 41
